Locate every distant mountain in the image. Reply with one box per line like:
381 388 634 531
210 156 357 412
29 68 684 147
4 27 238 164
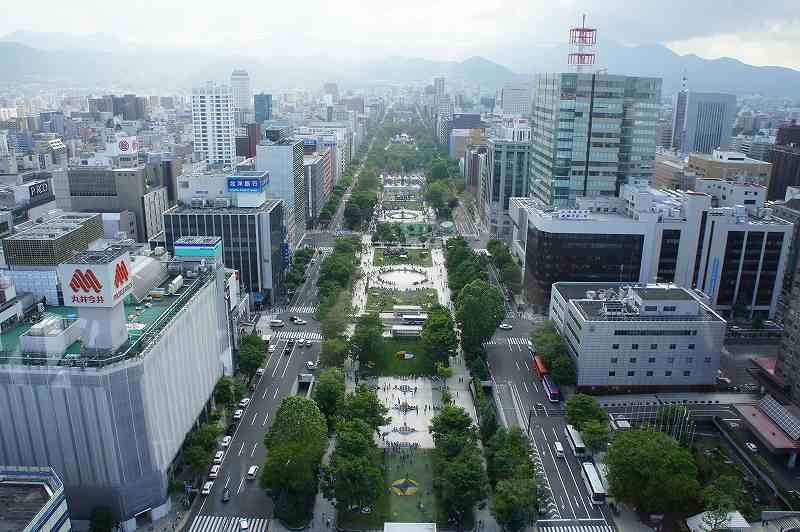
1 33 799 96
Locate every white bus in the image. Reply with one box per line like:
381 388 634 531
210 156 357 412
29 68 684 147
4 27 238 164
564 424 587 457
580 462 607 505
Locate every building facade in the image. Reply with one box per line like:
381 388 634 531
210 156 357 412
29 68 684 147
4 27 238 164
303 149 332 227
673 91 737 155
687 150 772 189
255 138 306 248
550 282 726 391
254 93 273 122
481 127 530 239
500 83 532 116
530 73 662 208
191 82 235 166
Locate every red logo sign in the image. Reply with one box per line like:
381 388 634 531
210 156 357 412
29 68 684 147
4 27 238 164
69 269 103 294
118 139 130 151
114 261 129 288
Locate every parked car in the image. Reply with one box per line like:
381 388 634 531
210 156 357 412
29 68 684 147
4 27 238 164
239 398 250 408
209 465 221 479
213 451 224 464
221 436 232 448
201 481 214 495
746 442 758 452
256 367 265 375
499 323 513 330
268 345 276 353
305 361 317 370
233 409 243 420
296 319 307 325
226 424 236 436
247 465 260 479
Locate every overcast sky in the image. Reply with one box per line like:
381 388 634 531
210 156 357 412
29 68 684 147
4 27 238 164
2 0 799 70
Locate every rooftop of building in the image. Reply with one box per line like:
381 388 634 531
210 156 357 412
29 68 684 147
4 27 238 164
174 236 222 247
0 268 215 369
67 246 128 265
689 150 771 165
167 198 282 215
0 467 62 532
5 212 99 241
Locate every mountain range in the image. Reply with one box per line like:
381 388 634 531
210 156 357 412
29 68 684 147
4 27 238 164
1 31 799 97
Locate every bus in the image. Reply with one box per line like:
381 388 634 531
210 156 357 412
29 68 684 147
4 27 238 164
580 462 607 505
401 314 428 325
533 355 548 379
542 375 561 403
564 424 587 457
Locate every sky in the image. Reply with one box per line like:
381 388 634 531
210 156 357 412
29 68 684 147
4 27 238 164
2 0 799 70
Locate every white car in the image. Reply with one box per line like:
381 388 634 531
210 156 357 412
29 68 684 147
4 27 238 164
213 451 224 464
304 339 313 347
268 345 276 353
498 323 513 330
305 361 317 370
233 409 243 420
295 319 307 325
745 442 758 452
256 367 265 375
239 518 250 530
201 481 214 495
239 398 251 408
221 436 232 448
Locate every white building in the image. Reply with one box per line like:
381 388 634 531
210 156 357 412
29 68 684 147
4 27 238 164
230 69 252 127
500 82 532 116
509 178 793 318
549 282 727 390
191 82 235 166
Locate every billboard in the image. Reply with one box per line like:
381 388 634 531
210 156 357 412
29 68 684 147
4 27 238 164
117 136 139 153
58 253 133 308
28 181 50 199
228 173 268 193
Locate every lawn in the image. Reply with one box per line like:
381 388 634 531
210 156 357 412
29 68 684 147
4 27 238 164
374 248 433 267
361 338 435 377
366 287 438 313
339 450 443 528
399 223 432 236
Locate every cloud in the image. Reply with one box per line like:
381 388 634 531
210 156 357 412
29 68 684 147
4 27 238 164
1 0 799 69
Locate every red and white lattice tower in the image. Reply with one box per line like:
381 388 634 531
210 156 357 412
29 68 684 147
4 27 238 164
567 14 597 72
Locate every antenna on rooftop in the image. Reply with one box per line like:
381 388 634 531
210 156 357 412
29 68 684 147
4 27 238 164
568 14 597 72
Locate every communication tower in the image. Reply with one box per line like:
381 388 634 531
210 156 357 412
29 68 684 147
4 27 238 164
567 14 598 71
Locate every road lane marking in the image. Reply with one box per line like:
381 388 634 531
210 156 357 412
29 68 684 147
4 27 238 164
262 413 269 426
281 346 295 378
273 387 279 399
522 381 529 393
540 426 577 518
251 413 258 425
250 442 258 457
524 360 530 371
236 475 246 494
262 386 269 400
238 441 245 456
532 381 539 393
224 475 230 488
515 360 521 371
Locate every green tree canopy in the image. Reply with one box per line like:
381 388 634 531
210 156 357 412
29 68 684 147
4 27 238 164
238 343 265 378
320 338 349 367
437 446 487 524
430 405 477 459
214 376 235 408
455 280 505 351
421 305 457 361
565 394 606 430
265 396 328 451
313 368 346 429
338 384 390 432
581 420 610 454
605 430 700 514
350 313 384 364
491 476 538 532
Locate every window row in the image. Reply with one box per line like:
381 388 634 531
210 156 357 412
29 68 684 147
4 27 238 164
608 370 692 377
612 343 695 350
610 356 712 364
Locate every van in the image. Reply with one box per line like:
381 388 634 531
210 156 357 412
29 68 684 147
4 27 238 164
247 465 260 479
269 319 285 328
213 451 224 464
553 441 564 458
209 465 221 479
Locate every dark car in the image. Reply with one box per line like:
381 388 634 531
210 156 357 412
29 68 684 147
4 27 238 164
222 488 231 503
226 424 236 436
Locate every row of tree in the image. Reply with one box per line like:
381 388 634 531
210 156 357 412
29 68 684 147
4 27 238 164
564 394 610 454
316 237 360 330
529 321 577 386
373 222 407 244
485 428 539 531
486 240 522 294
318 175 353 227
284 246 315 292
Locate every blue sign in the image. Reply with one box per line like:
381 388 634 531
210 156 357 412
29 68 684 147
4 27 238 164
282 242 291 270
303 138 318 146
228 174 268 193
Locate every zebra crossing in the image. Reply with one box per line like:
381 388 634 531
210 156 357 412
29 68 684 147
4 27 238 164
189 515 270 532
273 330 323 342
535 522 613 532
484 337 531 346
286 305 318 314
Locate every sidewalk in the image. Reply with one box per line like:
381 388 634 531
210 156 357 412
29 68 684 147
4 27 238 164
132 494 192 532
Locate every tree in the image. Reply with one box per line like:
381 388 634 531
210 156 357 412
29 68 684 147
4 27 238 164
429 159 451 180
214 376 235 408
565 394 606 430
321 419 383 511
320 290 351 340
456 280 505 352
702 475 744 531
265 396 328 450
320 338 349 367
350 313 384 364
430 405 476 459
437 446 487 525
605 430 700 514
582 420 610 454
549 354 577 385
238 343 264 378
338 384 390 432
313 368 345 429
435 361 453 380
491 476 538 532
421 305 457 361
184 445 211 477
530 321 567 366
89 506 115 532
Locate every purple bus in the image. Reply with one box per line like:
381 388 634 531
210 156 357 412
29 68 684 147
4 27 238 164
542 375 561 403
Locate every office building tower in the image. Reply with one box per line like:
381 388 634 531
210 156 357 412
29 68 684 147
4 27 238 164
230 69 252 126
0 242 234 529
191 82 235 166
254 93 273 122
500 83 532 116
509 178 792 317
434 77 445 109
550 282 726 391
688 150 772 189
672 91 737 154
481 124 531 239
530 73 662 208
323 82 339 103
777 123 800 146
767 125 800 201
304 148 333 227
255 138 306 248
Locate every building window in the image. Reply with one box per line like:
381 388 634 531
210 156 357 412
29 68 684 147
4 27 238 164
669 344 676 349
704 357 712 363
683 370 691 377
611 357 618 364
609 371 616 377
663 306 676 312
648 357 656 363
667 357 675 363
644 305 657 312
612 344 619 349
631 344 639 350
650 344 657 350
686 357 694 363
688 343 695 350
627 371 635 377
629 357 637 363
646 371 654 376
665 371 672 376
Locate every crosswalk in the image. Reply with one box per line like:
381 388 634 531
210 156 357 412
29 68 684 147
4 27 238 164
286 305 318 314
273 330 323 341
484 337 531 346
536 522 613 532
189 516 270 532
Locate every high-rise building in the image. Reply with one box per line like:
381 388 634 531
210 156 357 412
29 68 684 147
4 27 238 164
672 91 737 154
230 69 252 126
254 93 273 122
191 82 235 166
434 77 445 109
530 73 662 208
500 83 532 116
304 148 333 227
255 138 306 248
481 124 531 239
323 82 339 103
